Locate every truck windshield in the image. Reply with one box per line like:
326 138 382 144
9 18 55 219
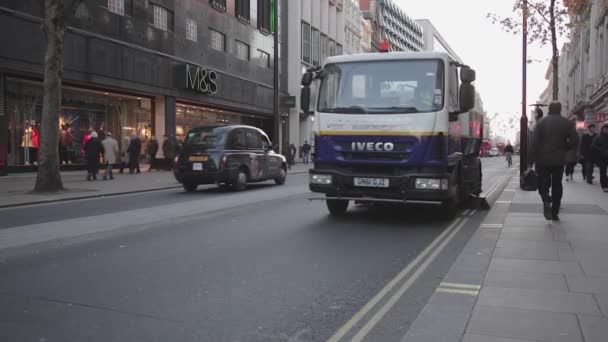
317 60 444 114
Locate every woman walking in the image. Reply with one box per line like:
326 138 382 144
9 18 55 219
565 146 578 182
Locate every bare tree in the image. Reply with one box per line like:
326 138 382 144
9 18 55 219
487 0 590 101
34 0 85 192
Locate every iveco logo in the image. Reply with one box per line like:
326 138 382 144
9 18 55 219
351 142 395 151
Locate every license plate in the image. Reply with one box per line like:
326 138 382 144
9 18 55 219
189 156 208 162
192 163 203 171
353 177 389 188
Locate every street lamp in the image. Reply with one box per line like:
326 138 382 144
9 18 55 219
520 0 529 186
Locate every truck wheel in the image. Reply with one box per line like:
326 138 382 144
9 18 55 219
439 200 458 220
327 199 349 216
183 183 197 192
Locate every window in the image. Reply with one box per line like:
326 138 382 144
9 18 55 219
210 29 226 51
236 0 250 22
312 28 320 66
236 40 250 61
258 0 272 33
245 129 263 149
210 0 227 12
258 50 270 68
321 34 328 64
186 18 197 42
329 39 336 56
228 129 246 149
302 22 311 64
336 43 343 56
152 3 173 31
108 0 124 15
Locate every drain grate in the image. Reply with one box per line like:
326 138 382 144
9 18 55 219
509 203 608 215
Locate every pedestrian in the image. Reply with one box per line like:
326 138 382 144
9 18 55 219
591 123 608 192
127 133 142 174
101 132 119 180
162 134 178 162
565 142 579 182
504 142 514 167
146 135 159 172
580 124 598 183
83 131 104 181
302 141 311 164
290 143 297 166
530 102 579 221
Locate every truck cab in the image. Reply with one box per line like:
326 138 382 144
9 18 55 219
301 51 483 218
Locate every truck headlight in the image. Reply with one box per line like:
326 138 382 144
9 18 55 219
311 174 333 185
415 178 448 190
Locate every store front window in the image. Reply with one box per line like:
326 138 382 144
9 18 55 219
5 78 152 166
175 103 272 142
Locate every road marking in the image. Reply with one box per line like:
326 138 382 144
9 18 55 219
481 223 503 228
439 282 481 290
326 217 464 342
436 288 479 296
503 189 516 192
495 200 512 204
349 215 473 342
461 209 471 216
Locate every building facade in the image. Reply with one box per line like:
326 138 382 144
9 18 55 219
359 0 423 52
0 0 284 173
554 0 608 127
343 0 363 55
286 0 345 149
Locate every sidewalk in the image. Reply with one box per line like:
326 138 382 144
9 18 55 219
403 174 608 342
0 163 311 208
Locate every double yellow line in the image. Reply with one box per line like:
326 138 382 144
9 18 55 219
327 215 473 342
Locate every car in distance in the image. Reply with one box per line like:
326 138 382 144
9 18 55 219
173 125 287 192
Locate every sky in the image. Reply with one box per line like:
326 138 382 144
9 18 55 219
395 0 558 143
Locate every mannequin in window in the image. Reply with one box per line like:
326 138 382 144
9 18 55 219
59 124 73 164
21 124 34 165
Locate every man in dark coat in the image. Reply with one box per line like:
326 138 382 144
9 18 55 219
530 102 579 221
84 131 104 181
580 124 598 183
146 136 159 172
591 123 608 192
127 133 142 174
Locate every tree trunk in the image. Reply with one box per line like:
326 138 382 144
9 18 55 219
34 0 66 192
550 0 559 101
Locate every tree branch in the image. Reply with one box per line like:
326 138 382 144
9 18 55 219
526 1 552 26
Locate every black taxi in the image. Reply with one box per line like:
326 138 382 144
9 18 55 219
173 125 287 192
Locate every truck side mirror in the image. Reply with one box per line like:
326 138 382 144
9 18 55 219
459 83 475 112
460 67 476 83
301 72 313 86
301 87 311 113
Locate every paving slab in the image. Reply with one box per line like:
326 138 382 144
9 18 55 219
484 270 568 291
488 258 583 276
493 245 559 260
462 334 538 342
566 275 608 294
477 286 600 315
578 315 608 342
466 306 583 342
401 303 472 342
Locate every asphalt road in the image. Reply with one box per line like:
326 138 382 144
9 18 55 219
0 157 514 342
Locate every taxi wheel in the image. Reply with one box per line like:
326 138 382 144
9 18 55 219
230 169 248 191
274 167 287 185
327 199 349 216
